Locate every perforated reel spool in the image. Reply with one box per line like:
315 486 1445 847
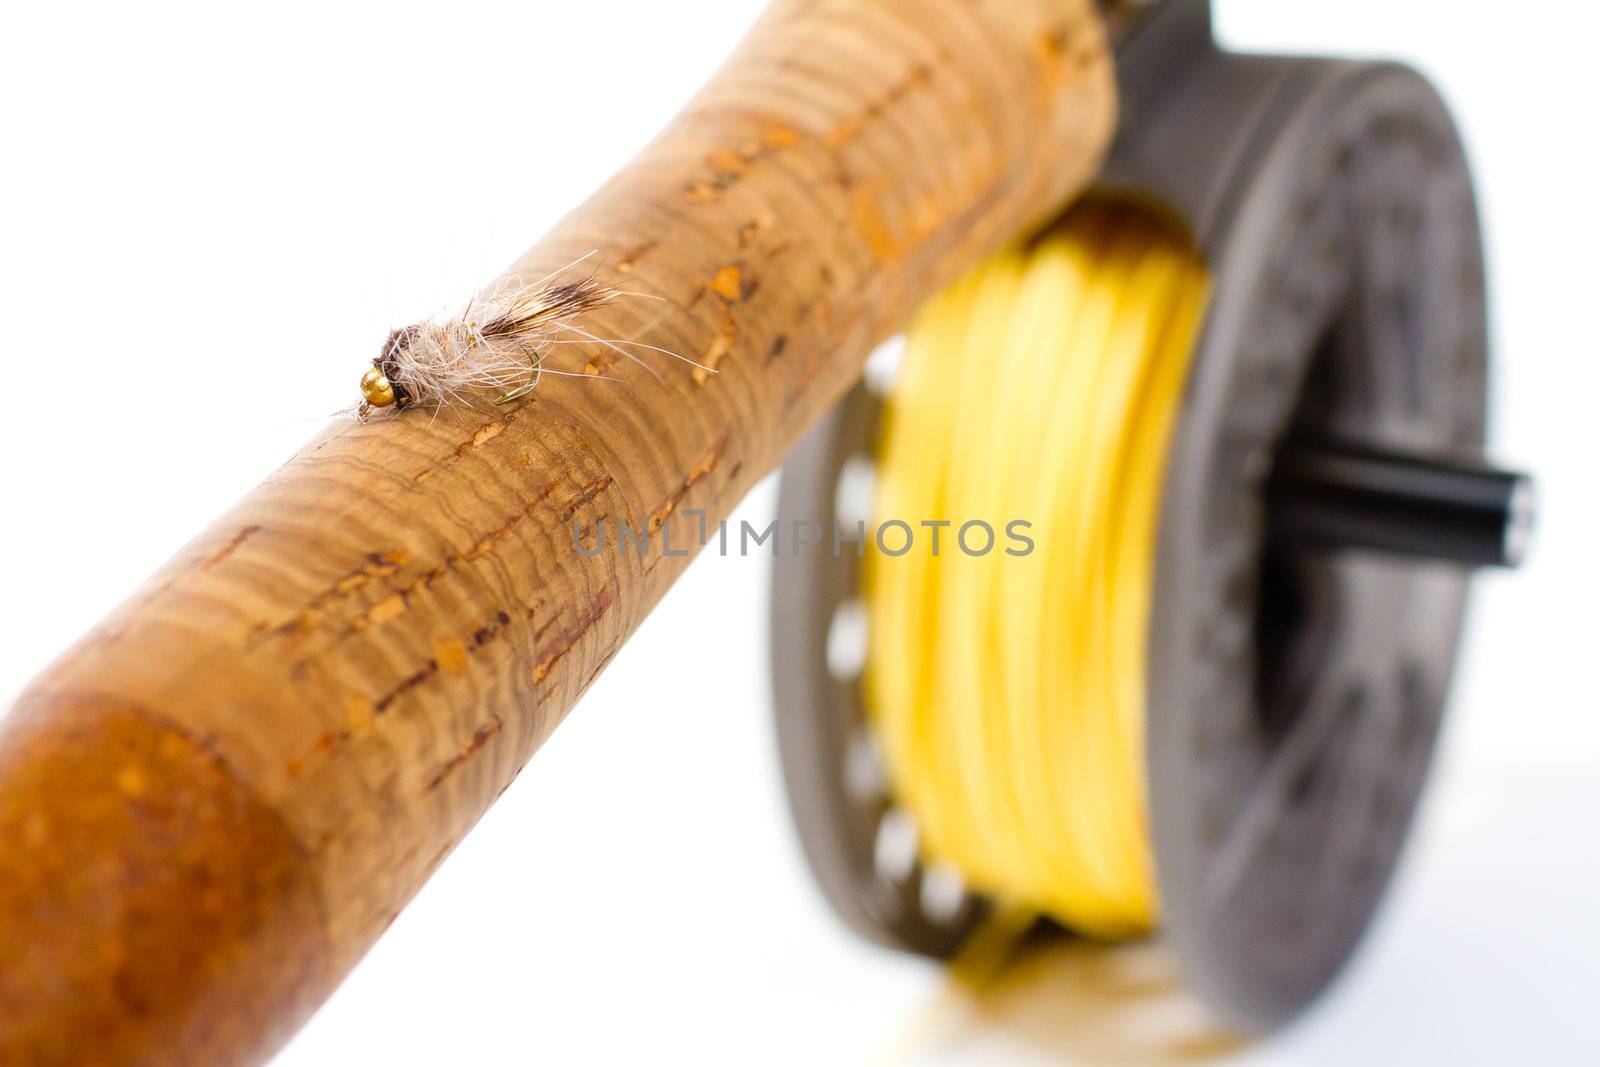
771 0 1514 1030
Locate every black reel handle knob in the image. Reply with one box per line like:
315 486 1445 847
1269 443 1535 568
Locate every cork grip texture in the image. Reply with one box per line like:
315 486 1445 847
0 1 1114 1062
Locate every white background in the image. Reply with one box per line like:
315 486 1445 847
1 1 1595 1064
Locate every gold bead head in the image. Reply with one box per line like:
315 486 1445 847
361 367 397 408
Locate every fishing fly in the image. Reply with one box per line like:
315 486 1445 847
358 255 704 416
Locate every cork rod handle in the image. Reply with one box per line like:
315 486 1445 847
0 2 1114 1062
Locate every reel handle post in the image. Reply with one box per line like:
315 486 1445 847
1269 444 1535 569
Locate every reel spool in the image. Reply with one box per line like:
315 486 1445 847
769 0 1533 1030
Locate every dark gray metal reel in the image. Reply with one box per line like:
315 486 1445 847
770 0 1524 1029
771 386 989 958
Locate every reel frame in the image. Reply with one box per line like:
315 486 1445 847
770 0 1513 1029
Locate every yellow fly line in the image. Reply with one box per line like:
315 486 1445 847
864 199 1210 939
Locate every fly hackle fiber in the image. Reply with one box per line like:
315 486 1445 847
357 253 710 417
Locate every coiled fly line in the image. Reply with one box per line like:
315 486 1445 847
865 199 1209 938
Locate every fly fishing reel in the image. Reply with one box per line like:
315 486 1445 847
770 0 1532 1029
